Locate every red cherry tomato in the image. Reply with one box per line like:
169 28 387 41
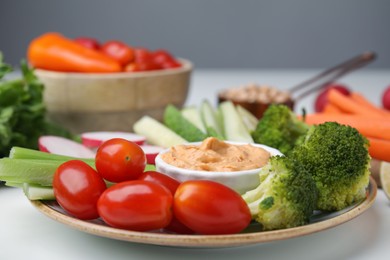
138 171 194 234
161 60 182 69
382 86 390 110
95 138 146 183
133 48 160 71
53 160 106 220
101 40 134 66
164 216 195 234
124 62 142 72
138 171 180 195
97 180 173 231
174 180 251 235
152 49 174 65
134 48 152 63
152 49 181 69
314 84 351 112
74 37 101 50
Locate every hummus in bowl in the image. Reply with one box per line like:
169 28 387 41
155 137 283 194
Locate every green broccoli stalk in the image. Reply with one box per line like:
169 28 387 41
290 122 371 211
242 156 318 230
252 105 309 155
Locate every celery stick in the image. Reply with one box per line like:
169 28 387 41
23 183 55 200
4 181 24 188
10 147 154 169
145 164 156 171
1 147 156 190
0 159 67 186
9 146 94 164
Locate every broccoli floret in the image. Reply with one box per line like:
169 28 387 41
242 156 318 230
290 122 370 211
252 105 309 155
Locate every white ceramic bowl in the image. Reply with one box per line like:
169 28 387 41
155 141 283 194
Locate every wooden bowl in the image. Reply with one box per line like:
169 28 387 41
35 59 192 133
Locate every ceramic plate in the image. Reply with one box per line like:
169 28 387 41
30 177 377 248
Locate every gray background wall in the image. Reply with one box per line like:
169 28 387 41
1 0 389 69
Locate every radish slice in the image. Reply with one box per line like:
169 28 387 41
38 136 95 158
141 145 165 165
81 131 146 148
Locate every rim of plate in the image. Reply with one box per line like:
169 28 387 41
29 176 377 248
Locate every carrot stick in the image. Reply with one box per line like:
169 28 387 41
350 92 390 117
303 113 390 141
322 103 343 114
367 137 390 162
327 89 386 118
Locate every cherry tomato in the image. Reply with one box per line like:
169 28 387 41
53 160 106 220
152 49 181 69
161 60 182 69
95 138 146 183
133 48 160 71
134 48 152 63
164 216 195 234
138 171 180 195
314 84 351 112
125 61 160 72
152 49 175 65
138 171 194 234
174 180 251 235
101 40 134 66
74 37 101 50
124 62 142 72
97 180 173 231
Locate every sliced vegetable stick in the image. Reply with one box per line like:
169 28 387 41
303 113 390 141
350 92 390 117
328 89 385 118
367 137 390 162
322 103 343 114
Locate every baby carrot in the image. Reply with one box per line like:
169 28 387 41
303 113 390 141
350 92 390 117
367 137 390 162
322 103 343 114
327 89 386 118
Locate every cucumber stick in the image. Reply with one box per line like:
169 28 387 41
181 106 207 133
219 101 254 143
133 115 187 148
236 105 259 132
163 105 207 142
200 100 224 139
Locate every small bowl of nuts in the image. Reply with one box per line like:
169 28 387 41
218 83 294 119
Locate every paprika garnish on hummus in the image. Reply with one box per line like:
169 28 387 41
161 137 270 172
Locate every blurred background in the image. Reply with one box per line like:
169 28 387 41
0 0 389 69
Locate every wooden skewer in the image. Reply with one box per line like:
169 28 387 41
289 51 377 101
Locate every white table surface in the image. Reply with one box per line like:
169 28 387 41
1 69 390 260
